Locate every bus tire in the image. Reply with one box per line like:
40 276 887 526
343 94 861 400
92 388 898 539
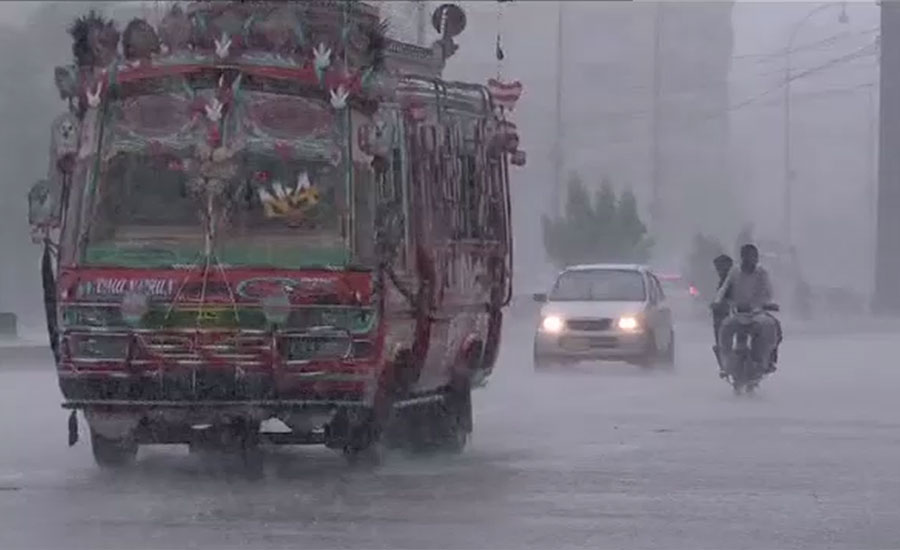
405 381 471 455
90 430 137 468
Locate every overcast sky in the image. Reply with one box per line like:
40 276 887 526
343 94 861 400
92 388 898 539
0 1 40 26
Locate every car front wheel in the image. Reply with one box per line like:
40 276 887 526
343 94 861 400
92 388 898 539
636 331 665 369
661 330 676 368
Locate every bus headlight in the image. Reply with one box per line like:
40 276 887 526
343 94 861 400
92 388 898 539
69 334 131 361
617 316 640 331
120 292 149 327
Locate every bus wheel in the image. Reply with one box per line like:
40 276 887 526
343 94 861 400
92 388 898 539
334 408 384 467
407 381 472 454
440 379 472 453
90 430 137 468
343 443 383 468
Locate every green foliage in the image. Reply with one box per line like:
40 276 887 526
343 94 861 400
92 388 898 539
541 173 653 269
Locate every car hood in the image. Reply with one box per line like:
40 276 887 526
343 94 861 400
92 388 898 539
539 300 646 320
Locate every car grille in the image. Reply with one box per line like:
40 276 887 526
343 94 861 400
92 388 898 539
560 336 619 349
566 318 612 331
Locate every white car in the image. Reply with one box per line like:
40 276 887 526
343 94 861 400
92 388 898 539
532 264 675 369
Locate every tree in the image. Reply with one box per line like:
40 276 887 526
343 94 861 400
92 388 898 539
615 188 652 261
541 173 653 269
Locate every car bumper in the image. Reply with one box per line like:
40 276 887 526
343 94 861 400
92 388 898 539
533 329 649 363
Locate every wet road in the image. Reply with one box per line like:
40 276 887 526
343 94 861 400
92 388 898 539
2 316 900 549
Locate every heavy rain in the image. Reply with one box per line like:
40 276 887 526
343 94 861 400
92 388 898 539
0 1 897 549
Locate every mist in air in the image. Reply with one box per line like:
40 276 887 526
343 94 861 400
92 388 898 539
0 2 897 550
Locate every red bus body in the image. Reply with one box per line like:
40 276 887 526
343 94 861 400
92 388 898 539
27 1 522 465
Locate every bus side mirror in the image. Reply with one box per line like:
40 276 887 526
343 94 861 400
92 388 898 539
28 179 61 230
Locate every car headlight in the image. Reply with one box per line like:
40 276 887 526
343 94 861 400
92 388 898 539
541 315 564 333
617 316 640 331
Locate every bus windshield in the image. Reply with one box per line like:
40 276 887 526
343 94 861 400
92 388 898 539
81 73 350 269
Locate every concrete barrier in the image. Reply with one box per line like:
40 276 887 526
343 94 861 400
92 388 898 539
0 343 52 368
0 313 16 338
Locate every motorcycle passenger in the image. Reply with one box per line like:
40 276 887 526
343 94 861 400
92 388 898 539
711 254 733 376
714 244 778 373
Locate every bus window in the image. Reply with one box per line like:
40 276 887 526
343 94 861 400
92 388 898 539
376 147 407 265
459 154 480 240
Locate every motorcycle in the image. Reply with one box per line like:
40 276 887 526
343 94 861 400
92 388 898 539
717 303 780 395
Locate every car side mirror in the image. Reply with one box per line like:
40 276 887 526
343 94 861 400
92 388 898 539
28 179 62 230
532 293 547 303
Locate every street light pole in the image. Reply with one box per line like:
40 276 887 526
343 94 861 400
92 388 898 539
866 81 878 296
415 1 428 47
552 1 565 216
783 1 848 248
650 2 663 233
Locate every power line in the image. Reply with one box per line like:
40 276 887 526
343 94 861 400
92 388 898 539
732 27 878 62
569 81 876 146
578 29 878 99
564 43 877 124
719 41 877 117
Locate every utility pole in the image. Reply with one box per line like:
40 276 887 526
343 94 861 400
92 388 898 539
649 2 663 232
866 82 877 297
876 2 900 313
552 1 565 216
782 47 794 248
415 0 428 47
783 2 848 250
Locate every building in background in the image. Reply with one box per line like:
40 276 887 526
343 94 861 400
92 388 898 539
562 1 736 262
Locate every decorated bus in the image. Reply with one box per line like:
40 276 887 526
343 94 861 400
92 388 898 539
26 1 524 468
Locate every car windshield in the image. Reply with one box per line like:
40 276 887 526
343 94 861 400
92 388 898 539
549 269 647 302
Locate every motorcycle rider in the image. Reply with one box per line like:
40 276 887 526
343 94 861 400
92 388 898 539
714 244 779 374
